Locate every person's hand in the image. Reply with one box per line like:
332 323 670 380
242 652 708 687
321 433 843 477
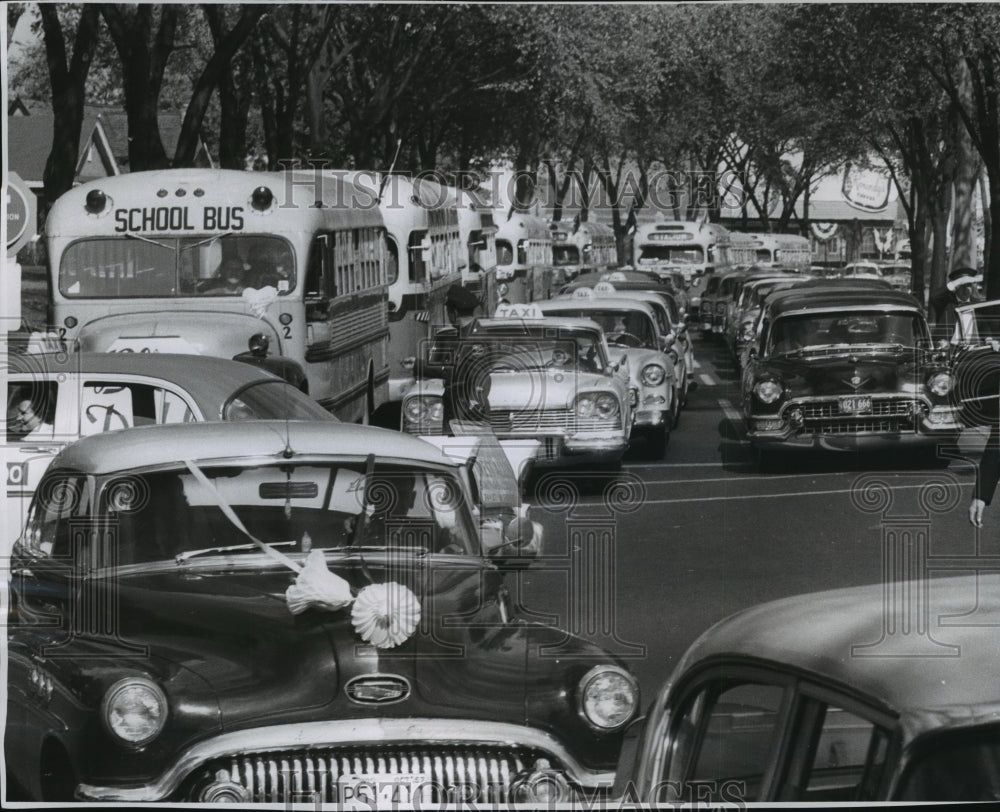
969 498 987 527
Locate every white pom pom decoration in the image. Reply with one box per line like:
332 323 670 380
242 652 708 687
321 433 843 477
351 582 421 649
285 550 354 615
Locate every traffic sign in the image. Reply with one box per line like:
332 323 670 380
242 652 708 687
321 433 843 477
7 171 37 256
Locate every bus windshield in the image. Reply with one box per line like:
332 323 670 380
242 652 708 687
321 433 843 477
553 245 581 266
59 235 296 298
638 246 704 264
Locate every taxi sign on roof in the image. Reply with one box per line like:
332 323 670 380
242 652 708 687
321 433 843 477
572 287 596 299
593 282 617 293
603 272 628 282
495 303 545 319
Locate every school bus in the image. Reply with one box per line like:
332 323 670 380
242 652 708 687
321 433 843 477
550 217 618 281
495 212 555 303
457 187 498 316
45 168 390 422
633 219 736 282
747 232 812 270
354 173 464 408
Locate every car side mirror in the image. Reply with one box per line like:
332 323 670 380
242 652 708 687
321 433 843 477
488 511 539 565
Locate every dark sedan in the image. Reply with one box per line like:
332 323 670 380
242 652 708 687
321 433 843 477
6 422 639 804
740 285 962 468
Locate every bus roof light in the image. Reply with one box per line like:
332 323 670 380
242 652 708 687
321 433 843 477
176 188 187 197
194 188 205 197
85 190 109 214
250 186 274 212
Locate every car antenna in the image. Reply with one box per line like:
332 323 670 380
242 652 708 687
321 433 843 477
377 139 403 205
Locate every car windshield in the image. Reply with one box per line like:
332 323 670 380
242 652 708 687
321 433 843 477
222 380 336 421
467 332 605 373
546 308 657 348
59 235 295 298
25 462 477 568
638 246 704 264
769 311 924 355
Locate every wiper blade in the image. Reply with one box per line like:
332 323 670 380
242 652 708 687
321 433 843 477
176 539 296 564
180 232 232 252
124 233 175 251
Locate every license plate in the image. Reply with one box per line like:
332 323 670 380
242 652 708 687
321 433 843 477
839 395 872 414
337 773 429 808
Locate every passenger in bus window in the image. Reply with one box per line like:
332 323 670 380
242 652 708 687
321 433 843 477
201 257 246 295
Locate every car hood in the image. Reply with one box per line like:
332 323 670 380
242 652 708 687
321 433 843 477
616 348 671 381
761 350 923 395
111 559 625 762
76 310 282 359
487 369 615 409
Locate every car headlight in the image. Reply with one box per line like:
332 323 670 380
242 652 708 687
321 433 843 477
595 393 619 418
576 395 595 417
101 677 168 746
578 665 638 731
928 371 954 396
754 380 783 404
641 363 666 386
404 396 443 422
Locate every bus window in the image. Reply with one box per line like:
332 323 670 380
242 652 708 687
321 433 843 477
496 239 514 266
409 230 428 283
59 238 176 297
517 240 529 266
305 234 329 298
386 237 399 285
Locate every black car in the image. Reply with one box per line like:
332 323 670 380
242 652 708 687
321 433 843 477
6 422 639 803
741 285 962 468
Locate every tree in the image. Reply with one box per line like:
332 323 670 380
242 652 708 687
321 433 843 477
38 5 101 209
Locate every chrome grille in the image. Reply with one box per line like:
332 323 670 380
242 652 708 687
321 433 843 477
488 408 621 433
808 416 914 434
189 746 549 803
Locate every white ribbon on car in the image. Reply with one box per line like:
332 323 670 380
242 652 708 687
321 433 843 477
182 459 421 647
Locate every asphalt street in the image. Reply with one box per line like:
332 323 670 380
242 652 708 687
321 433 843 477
515 331 998 710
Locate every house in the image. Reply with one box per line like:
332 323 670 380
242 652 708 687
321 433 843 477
6 101 214 242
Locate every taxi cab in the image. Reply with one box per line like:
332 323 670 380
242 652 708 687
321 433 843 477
401 304 633 467
3 352 333 554
6 422 640 803
617 574 1000 802
538 287 678 458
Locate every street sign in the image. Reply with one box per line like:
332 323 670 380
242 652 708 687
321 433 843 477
7 171 37 256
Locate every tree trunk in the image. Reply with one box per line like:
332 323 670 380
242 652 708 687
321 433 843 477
981 167 991 275
949 59 979 272
930 192 952 295
987 174 1000 299
910 200 929 308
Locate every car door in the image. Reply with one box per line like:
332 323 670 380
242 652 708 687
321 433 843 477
645 663 896 803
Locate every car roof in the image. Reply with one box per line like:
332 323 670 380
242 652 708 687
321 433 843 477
47 421 457 476
764 285 920 318
675 574 1000 742
470 316 602 335
8 352 288 415
569 271 663 287
540 297 657 316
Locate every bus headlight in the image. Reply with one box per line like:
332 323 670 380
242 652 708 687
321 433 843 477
641 364 666 386
577 665 638 731
101 677 168 747
928 371 954 396
754 380 783 404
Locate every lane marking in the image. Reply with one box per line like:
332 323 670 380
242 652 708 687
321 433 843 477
692 360 702 369
572 481 968 508
699 373 715 386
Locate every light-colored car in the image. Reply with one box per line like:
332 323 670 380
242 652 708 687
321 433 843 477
538 289 677 457
3 352 334 553
618 573 1000 802
402 305 633 467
